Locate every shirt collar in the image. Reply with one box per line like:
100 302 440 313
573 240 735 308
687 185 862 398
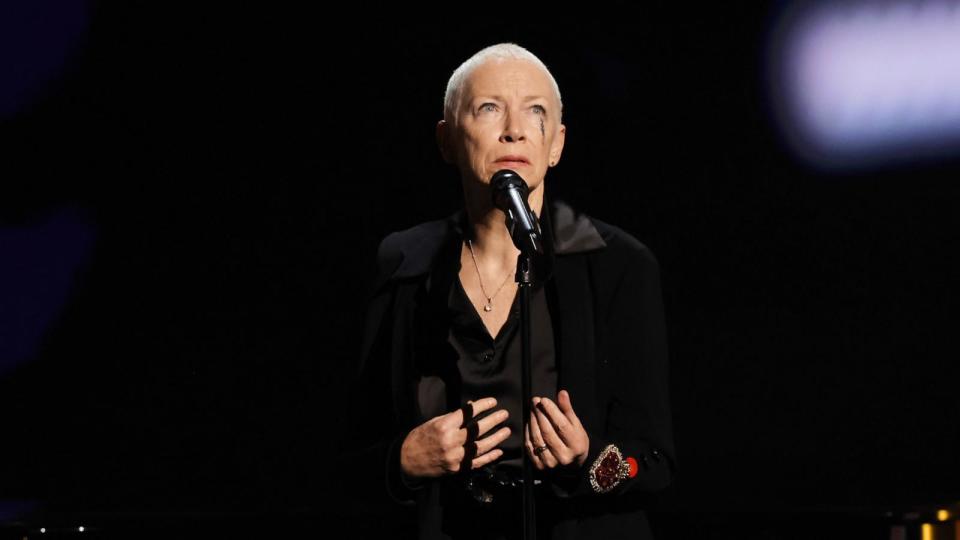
451 195 606 255
388 194 607 285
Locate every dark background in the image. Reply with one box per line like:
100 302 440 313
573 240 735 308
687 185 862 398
2 1 958 537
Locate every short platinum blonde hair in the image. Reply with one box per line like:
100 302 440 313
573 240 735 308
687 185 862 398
443 42 563 126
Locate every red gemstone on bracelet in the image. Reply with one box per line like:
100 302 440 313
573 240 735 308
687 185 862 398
596 452 621 490
626 457 638 478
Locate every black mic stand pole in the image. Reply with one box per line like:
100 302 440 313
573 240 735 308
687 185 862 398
516 248 536 540
490 169 543 540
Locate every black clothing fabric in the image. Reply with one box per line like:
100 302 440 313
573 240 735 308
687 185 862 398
344 194 676 539
446 274 557 475
415 208 558 478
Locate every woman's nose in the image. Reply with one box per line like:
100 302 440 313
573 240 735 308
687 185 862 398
500 114 526 143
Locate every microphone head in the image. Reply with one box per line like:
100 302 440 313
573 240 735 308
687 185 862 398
490 169 529 208
489 168 543 256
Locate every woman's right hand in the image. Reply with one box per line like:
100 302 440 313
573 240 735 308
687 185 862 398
400 396 510 480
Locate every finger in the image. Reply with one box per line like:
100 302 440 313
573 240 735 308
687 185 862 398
537 397 576 447
475 425 511 456
454 397 498 429
469 397 500 417
474 408 509 438
471 448 504 469
455 408 508 447
534 402 567 466
530 403 558 468
528 400 545 448
525 421 544 470
537 446 556 468
557 389 584 429
456 423 509 469
460 438 479 464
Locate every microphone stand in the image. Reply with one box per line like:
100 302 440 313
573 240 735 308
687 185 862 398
516 249 536 540
489 169 543 540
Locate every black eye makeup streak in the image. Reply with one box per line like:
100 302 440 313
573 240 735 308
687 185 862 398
539 116 545 137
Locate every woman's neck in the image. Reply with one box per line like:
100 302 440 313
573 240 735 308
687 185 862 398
461 181 545 272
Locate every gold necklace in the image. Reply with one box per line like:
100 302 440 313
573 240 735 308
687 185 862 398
466 239 514 312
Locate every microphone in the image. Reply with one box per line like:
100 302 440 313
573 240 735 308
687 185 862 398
490 169 544 255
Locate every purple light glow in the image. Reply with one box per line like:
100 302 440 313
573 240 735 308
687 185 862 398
0 207 95 375
770 1 960 168
0 1 91 119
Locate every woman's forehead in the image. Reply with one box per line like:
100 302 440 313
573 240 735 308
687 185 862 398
463 59 557 101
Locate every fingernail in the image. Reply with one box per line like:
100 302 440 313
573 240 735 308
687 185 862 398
533 397 541 404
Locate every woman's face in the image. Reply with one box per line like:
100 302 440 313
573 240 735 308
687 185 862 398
439 58 566 194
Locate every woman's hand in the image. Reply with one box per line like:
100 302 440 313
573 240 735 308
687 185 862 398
400 397 510 480
524 389 590 470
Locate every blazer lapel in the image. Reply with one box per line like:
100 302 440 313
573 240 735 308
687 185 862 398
550 253 603 437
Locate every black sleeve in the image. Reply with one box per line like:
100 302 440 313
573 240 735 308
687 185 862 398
344 349 422 506
548 244 676 498
337 235 426 510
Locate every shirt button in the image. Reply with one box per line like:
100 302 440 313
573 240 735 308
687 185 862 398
482 352 493 362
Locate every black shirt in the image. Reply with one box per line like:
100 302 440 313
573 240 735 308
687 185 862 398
444 261 558 475
409 210 558 484
405 216 560 540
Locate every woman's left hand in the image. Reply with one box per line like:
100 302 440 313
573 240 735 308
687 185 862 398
524 389 590 470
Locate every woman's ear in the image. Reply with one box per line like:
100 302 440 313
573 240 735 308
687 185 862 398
549 123 566 167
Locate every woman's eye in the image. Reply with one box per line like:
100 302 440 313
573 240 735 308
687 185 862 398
532 105 546 115
480 103 497 112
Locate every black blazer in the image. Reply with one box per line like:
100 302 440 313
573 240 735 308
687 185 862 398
343 194 675 539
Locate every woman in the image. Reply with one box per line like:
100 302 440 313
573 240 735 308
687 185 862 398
344 42 675 540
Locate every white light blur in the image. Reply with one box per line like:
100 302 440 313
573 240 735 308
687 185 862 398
40 527 46 533
771 1 960 167
78 525 85 532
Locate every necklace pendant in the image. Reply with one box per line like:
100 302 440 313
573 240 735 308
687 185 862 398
483 302 493 312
